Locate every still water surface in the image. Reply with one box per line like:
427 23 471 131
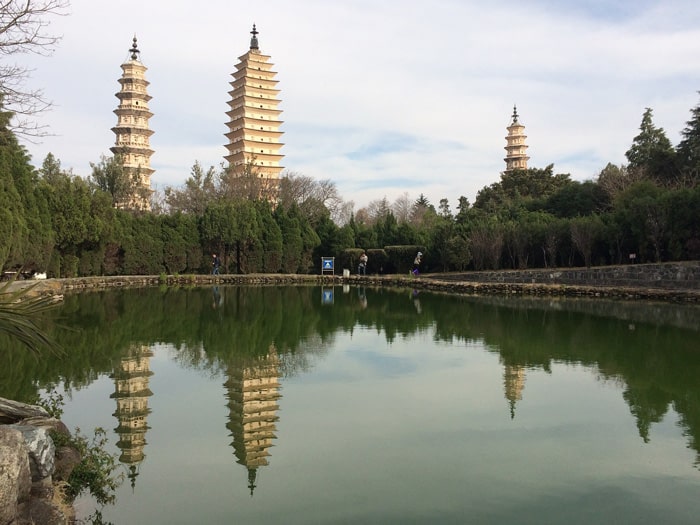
2 285 700 524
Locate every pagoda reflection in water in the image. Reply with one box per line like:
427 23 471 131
503 364 526 420
110 344 154 488
224 344 282 495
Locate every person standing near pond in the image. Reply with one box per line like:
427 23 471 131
358 251 368 275
212 253 221 275
412 251 422 276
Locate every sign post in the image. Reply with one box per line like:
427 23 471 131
321 257 335 305
321 257 335 275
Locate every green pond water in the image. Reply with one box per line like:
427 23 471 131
1 285 700 524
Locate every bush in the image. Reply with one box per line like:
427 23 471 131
340 248 364 273
384 245 425 274
38 390 123 510
61 255 79 278
366 249 388 274
53 427 123 505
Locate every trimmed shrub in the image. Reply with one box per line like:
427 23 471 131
384 245 425 274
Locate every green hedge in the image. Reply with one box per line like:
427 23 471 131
385 245 425 274
340 245 425 274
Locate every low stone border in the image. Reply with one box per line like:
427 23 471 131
11 272 700 303
425 261 700 291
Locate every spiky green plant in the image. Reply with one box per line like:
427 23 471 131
0 278 59 352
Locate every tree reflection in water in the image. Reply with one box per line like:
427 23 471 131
1 285 699 473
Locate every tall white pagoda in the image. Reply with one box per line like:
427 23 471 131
111 36 155 210
224 25 284 197
504 105 530 172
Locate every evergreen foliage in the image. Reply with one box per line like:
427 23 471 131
89 154 144 208
677 94 700 185
625 108 677 185
1 88 700 275
384 245 426 274
0 106 30 270
474 165 571 211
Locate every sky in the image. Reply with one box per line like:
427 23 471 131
17 0 700 211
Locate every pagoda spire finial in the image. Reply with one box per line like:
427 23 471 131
248 468 258 496
512 104 519 124
250 24 259 50
130 35 140 60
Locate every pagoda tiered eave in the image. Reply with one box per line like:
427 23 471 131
111 125 155 137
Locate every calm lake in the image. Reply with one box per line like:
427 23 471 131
2 285 700 524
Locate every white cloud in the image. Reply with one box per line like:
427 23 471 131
17 0 700 210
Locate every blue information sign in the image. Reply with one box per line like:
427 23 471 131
321 257 335 275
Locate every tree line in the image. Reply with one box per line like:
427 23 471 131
2 95 700 277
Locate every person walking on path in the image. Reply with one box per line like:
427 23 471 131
212 253 221 275
411 251 422 276
358 251 368 275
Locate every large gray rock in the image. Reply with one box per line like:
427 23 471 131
9 425 56 481
0 397 49 424
0 427 32 525
21 416 70 438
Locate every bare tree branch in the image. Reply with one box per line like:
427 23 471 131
0 1 69 136
392 192 413 224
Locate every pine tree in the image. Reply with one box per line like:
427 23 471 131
625 108 676 183
0 103 29 270
676 94 700 186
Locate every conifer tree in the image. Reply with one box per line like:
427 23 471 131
625 108 676 184
676 94 700 186
0 103 29 270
